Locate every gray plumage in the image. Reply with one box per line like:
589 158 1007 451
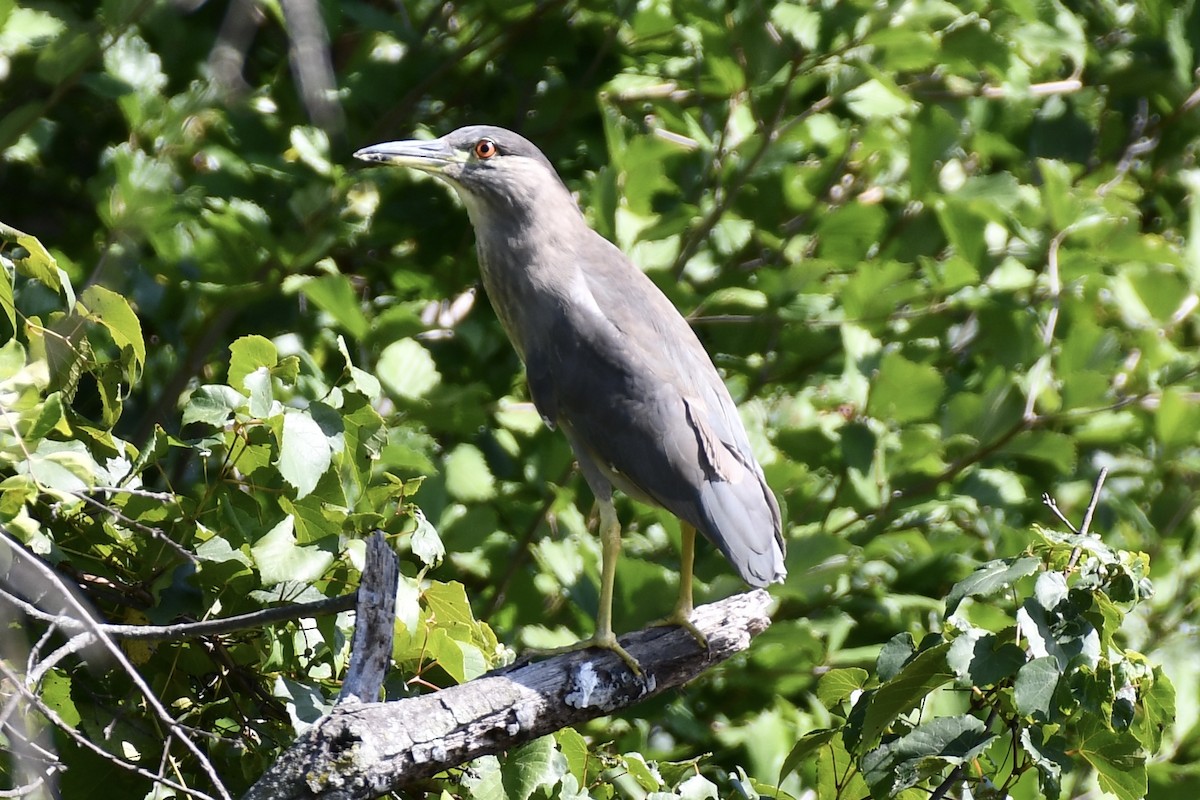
356 125 785 588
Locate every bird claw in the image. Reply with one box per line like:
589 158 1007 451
527 633 643 676
650 609 709 650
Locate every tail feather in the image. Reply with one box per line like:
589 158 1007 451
695 477 786 588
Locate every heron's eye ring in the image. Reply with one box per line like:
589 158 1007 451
474 139 498 159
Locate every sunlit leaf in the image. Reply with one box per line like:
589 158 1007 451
378 338 440 400
276 411 333 499
229 334 278 392
250 516 334 586
444 443 495 502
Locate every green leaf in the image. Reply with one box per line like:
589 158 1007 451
1017 600 1100 670
1 222 66 297
1034 571 1069 611
945 556 1041 614
410 510 445 567
276 410 332 499
26 391 66 440
250 516 334 586
876 632 916 682
102 31 165 97
422 627 469 683
424 581 476 628
621 752 662 791
867 352 945 424
947 630 1026 688
998 430 1078 474
444 443 496 502
40 669 81 727
844 78 915 120
770 3 820 49
555 727 589 785
501 735 559 800
289 125 332 176
228 335 278 392
779 728 838 781
378 338 440 400
279 494 344 544
1156 387 1200 450
861 715 995 796
182 385 246 428
288 273 370 339
816 668 869 708
1014 656 1060 718
244 367 274 419
0 256 14 331
78 283 144 381
676 773 718 800
18 439 99 494
860 642 954 747
1077 718 1148 800
461 755 503 800
817 731 870 800
1019 727 1069 800
1134 667 1175 753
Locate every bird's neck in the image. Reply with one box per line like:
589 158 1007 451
464 190 594 361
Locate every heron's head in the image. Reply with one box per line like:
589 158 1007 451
354 125 572 222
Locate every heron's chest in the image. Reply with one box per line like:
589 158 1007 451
474 241 581 363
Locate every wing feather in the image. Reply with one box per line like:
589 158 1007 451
527 232 785 586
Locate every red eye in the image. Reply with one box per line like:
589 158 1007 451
474 138 498 159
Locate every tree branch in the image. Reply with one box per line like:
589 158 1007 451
244 590 774 800
0 582 357 641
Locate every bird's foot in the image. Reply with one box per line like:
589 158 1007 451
528 632 643 676
650 608 709 650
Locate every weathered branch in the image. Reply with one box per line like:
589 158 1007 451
280 0 346 138
337 534 398 704
244 590 773 800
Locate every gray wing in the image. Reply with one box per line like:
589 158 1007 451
526 234 785 587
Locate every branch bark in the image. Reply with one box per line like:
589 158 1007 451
244 589 773 800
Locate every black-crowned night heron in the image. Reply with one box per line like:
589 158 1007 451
355 125 785 673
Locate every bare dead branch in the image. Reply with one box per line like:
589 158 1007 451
1067 467 1109 571
207 0 264 97
0 658 218 800
68 489 197 565
244 589 773 800
0 529 233 800
0 579 356 641
338 533 398 704
280 0 346 137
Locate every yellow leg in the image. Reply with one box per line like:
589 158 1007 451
652 524 709 648
529 499 642 675
590 500 641 673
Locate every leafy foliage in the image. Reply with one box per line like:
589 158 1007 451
1 0 1199 798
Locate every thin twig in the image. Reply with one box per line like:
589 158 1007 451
669 58 817 279
24 633 95 691
1078 467 1109 538
1097 97 1156 198
68 490 197 565
1041 493 1078 533
916 78 1084 101
1024 227 1067 421
0 776 46 797
0 581 356 640
0 529 233 800
88 486 176 501
0 659 219 800
1066 467 1109 571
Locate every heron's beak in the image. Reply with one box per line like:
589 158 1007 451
353 138 460 174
